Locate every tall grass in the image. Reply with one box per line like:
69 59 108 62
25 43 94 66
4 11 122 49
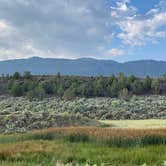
0 127 166 165
0 141 166 165
1 127 165 147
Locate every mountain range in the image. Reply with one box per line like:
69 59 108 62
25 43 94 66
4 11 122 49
0 57 166 77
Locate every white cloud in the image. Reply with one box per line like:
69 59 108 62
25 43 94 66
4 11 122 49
0 0 111 60
0 48 29 60
0 0 165 60
0 19 13 37
111 0 166 46
117 12 166 46
110 0 137 19
104 48 125 57
97 46 125 58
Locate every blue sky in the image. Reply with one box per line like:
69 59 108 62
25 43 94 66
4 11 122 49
0 0 165 62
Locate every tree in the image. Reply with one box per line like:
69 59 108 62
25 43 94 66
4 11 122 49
13 72 21 80
128 75 137 83
162 74 166 81
80 82 94 97
63 88 76 100
109 79 119 97
26 86 45 100
69 82 80 96
108 75 116 85
119 88 131 101
7 80 14 90
94 76 106 96
131 80 144 94
10 83 23 97
143 76 152 93
23 71 32 79
41 81 54 95
117 73 128 90
57 86 64 97
0 72 165 99
151 79 160 95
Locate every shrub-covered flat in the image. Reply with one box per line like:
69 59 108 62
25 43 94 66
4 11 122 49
0 127 166 166
0 95 166 133
1 95 166 120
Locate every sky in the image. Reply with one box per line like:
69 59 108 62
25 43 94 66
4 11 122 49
0 0 165 62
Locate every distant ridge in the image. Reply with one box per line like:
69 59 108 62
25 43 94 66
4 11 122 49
0 57 166 77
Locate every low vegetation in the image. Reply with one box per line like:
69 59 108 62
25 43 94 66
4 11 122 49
0 127 166 165
0 113 100 134
0 95 166 133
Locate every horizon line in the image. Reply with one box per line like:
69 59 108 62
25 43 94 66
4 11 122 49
0 56 166 63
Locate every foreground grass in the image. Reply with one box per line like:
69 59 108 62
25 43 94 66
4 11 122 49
100 119 166 128
0 140 166 166
0 127 166 165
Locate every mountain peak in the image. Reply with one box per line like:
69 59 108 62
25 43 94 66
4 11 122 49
0 58 166 77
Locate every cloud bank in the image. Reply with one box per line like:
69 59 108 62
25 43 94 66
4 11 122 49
0 0 165 60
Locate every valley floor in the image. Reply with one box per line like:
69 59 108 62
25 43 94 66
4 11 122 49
0 96 166 165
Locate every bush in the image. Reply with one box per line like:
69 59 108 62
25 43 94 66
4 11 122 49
66 134 90 143
119 88 131 101
63 88 76 101
10 83 23 97
29 132 57 140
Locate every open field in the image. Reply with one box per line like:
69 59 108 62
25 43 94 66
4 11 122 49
0 96 166 165
100 119 166 128
0 127 166 165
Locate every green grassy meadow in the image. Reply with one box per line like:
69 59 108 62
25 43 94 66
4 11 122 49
0 141 166 166
0 127 166 166
100 119 166 128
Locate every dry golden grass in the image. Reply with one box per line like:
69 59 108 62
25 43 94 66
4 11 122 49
32 127 166 140
0 141 60 155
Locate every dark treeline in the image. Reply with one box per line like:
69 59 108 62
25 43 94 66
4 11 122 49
0 71 165 100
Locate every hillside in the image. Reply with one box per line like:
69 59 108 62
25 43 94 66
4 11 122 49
0 57 166 77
